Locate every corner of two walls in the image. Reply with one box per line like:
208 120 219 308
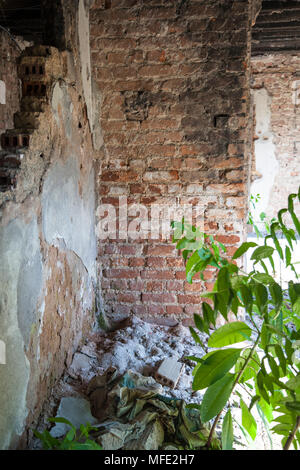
0 1 97 449
91 0 254 327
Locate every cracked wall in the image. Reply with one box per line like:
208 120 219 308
0 0 97 449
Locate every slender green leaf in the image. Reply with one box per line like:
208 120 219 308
253 283 268 313
189 326 206 350
239 285 253 312
252 273 275 285
285 400 300 413
269 282 283 311
273 344 286 375
240 398 257 440
193 348 242 391
258 399 273 423
267 355 280 379
202 302 216 328
222 410 234 450
232 242 258 260
194 313 209 334
251 245 275 261
256 403 273 449
257 371 270 404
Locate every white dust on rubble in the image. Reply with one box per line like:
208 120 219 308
70 316 206 405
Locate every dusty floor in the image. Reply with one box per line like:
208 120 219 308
31 316 280 450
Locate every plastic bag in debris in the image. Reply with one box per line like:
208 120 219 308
86 368 219 450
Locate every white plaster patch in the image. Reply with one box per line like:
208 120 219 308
251 88 279 228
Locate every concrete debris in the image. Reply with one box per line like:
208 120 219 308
68 352 94 380
95 316 205 405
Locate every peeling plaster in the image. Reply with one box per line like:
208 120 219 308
78 0 92 126
52 82 74 140
42 155 96 280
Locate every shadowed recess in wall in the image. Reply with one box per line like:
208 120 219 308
0 0 65 48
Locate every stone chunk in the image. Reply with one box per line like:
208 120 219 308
154 358 185 389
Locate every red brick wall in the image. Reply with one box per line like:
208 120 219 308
252 54 300 222
91 0 252 325
0 31 21 132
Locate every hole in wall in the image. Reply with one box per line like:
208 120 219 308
26 84 32 96
22 136 29 147
213 114 230 128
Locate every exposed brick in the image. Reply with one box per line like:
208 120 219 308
117 293 139 303
146 257 166 268
141 270 174 280
104 268 140 279
146 245 175 256
166 305 184 315
142 293 177 304
129 257 145 267
215 234 240 244
92 0 252 323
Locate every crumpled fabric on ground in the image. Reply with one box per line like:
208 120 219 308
86 368 219 450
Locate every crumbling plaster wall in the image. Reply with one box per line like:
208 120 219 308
0 0 97 449
91 0 253 326
251 54 300 225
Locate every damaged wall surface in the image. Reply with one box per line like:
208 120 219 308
0 0 97 449
251 53 300 224
91 0 253 326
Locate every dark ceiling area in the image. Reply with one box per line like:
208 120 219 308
252 0 300 55
0 0 43 43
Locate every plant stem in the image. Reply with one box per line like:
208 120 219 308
247 316 260 334
206 333 261 449
238 382 253 399
283 416 300 450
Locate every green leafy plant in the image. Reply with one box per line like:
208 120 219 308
172 187 300 450
34 418 102 450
